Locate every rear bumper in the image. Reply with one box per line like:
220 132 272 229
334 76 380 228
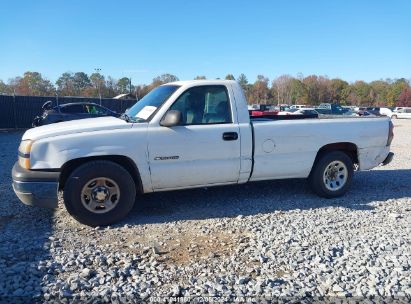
12 162 60 209
381 152 394 166
358 146 391 170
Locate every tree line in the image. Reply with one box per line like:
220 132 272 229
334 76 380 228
0 71 410 107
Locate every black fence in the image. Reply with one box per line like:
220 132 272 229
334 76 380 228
0 95 137 129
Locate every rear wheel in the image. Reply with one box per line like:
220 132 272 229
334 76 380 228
63 160 136 226
309 151 353 198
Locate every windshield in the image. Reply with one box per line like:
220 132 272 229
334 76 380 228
125 85 180 122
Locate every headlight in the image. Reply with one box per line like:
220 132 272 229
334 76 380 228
18 140 33 169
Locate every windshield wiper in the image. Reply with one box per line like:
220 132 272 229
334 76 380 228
120 113 133 123
120 113 145 123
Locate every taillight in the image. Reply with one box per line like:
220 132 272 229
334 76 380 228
387 120 394 146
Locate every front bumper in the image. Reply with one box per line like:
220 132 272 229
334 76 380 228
12 162 60 209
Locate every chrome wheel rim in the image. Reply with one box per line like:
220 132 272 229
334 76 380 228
81 177 120 214
323 161 348 191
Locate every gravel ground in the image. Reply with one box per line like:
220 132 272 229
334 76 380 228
0 120 410 303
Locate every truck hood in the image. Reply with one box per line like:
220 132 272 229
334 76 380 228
23 117 132 141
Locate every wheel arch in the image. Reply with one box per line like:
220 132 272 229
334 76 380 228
59 155 143 193
311 142 359 174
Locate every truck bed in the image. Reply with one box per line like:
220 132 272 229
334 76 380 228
250 113 318 121
250 114 385 121
249 115 391 182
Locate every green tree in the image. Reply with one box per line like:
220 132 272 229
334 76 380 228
347 81 371 105
152 73 179 85
90 72 105 87
73 72 91 95
56 72 75 96
225 74 235 80
289 78 307 104
117 77 132 93
368 80 389 106
237 73 250 100
135 84 149 100
194 76 206 80
104 76 119 97
330 79 349 104
90 72 105 97
237 73 248 87
0 80 10 94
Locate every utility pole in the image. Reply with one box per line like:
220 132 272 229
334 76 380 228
94 68 102 105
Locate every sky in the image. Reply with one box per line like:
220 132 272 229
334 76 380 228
0 0 410 85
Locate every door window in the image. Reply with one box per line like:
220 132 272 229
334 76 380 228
85 105 108 115
169 85 232 125
60 104 87 114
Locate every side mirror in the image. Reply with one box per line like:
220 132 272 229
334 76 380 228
160 110 182 127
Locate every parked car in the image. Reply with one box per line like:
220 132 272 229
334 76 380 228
292 108 319 117
392 107 411 119
249 109 279 117
364 107 382 116
272 105 292 112
379 107 394 118
289 104 306 110
277 108 298 115
315 103 351 115
13 80 394 226
356 110 377 117
249 104 278 117
342 106 357 111
32 102 120 127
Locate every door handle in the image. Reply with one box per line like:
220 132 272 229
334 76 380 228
222 132 238 141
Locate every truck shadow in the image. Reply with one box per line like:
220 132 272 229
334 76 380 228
126 169 411 225
0 130 54 301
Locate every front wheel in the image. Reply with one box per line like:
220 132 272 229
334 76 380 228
63 160 136 226
308 151 353 198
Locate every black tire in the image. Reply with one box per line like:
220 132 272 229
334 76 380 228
308 151 353 198
63 160 136 226
391 115 397 119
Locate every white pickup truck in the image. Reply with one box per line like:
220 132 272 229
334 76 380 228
12 80 394 226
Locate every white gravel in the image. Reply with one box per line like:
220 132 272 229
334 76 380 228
1 120 410 302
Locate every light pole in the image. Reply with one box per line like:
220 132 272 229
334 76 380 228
94 68 102 105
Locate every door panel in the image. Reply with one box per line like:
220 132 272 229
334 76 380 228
147 85 242 190
148 124 241 189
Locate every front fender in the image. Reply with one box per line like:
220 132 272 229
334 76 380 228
29 128 152 193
